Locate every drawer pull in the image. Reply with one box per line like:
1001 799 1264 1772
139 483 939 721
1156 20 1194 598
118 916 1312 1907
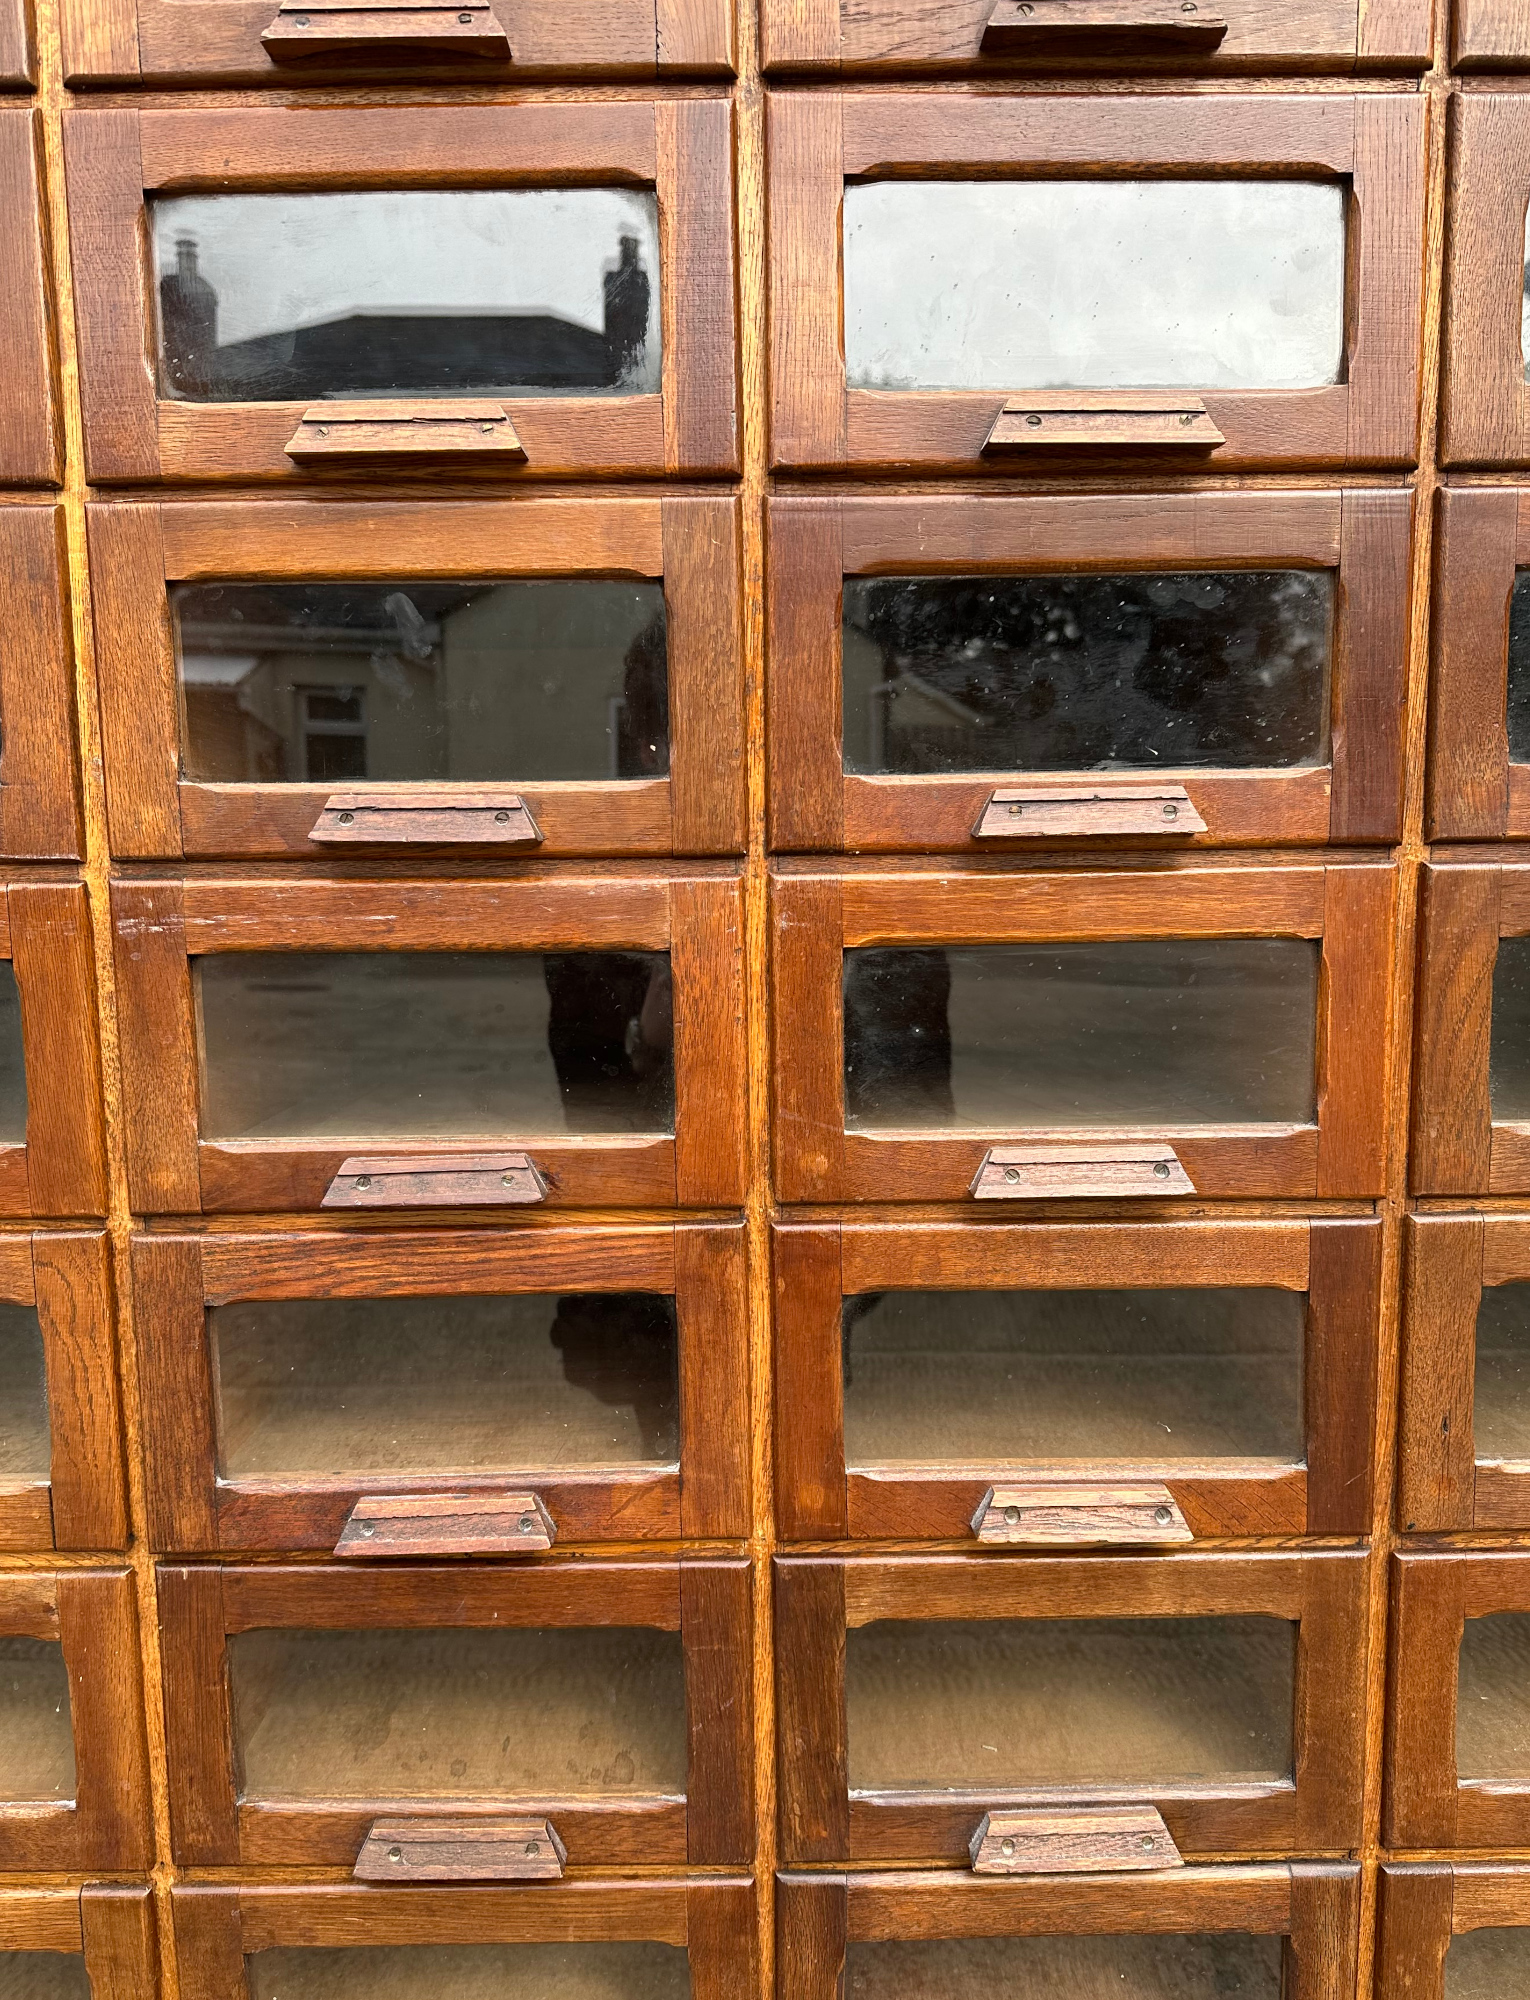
983 394 1225 453
262 0 512 58
284 401 526 464
972 1481 1193 1548
310 789 543 847
970 1144 1195 1200
970 1806 1184 1876
982 0 1227 50
973 785 1206 840
322 1152 549 1209
335 1491 556 1556
355 1816 566 1882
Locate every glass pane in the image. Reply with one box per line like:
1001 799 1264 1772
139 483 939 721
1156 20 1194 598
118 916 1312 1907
0 965 27 1145
247 1943 690 2000
152 192 661 403
196 952 674 1141
1490 937 1530 1119
843 181 1345 393
843 941 1318 1132
845 1615 1295 1790
0 1958 90 2000
0 1639 75 1802
1458 1615 1530 1779
212 1293 680 1477
230 1626 686 1800
0 1305 49 1480
842 1288 1305 1468
845 1936 1283 2000
1508 572 1530 764
1447 1930 1530 2000
1523 207 1530 381
173 581 668 786
1474 1285 1530 1463
842 573 1333 776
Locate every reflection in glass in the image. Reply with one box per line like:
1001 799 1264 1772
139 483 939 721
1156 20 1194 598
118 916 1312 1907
845 1616 1295 1789
843 941 1318 1132
1491 938 1530 1119
230 1627 686 1799
1447 1929 1530 2000
0 1639 75 1802
844 181 1345 393
152 191 661 403
196 952 675 1141
842 1288 1305 1468
173 581 668 786
0 1305 48 1480
212 1293 680 1477
0 1957 91 2000
844 1936 1283 2000
1508 573 1530 763
1474 1285 1530 1464
246 1943 691 2000
0 965 26 1145
842 573 1333 776
1458 1614 1530 1778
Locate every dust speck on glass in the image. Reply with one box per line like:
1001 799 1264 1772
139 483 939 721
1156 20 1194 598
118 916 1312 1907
843 181 1345 393
150 191 661 403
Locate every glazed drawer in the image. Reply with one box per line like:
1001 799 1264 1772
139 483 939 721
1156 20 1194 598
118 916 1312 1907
0 1888 156 2000
90 496 743 861
769 490 1410 852
158 1559 754 1869
1428 489 1530 838
771 861 1394 1203
775 1549 1367 1865
172 1879 754 1998
134 1221 747 1552
63 101 735 485
767 92 1422 475
0 112 56 482
112 872 745 1214
775 1216 1381 1543
0 882 107 1220
1379 1864 1530 1999
1442 97 1530 466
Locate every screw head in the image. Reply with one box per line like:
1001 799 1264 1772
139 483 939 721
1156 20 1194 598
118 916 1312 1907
495 809 510 823
1003 1167 1021 1183
354 1175 371 1190
337 809 354 824
1003 1504 1020 1526
1153 1162 1171 1179
387 1845 402 1862
519 1514 536 1533
1008 803 1022 815
1162 802 1177 819
1000 1837 1016 1856
1154 1505 1173 1525
1025 412 1043 427
360 1521 376 1537
526 1839 541 1855
1180 411 1196 424
502 1172 518 1188
1143 1835 1156 1848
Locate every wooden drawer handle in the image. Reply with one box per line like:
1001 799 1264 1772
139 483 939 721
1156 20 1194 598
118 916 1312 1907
263 0 511 57
982 0 1226 49
284 402 526 464
970 1144 1195 1200
972 1481 1193 1548
322 1152 549 1209
973 785 1206 840
335 1491 556 1556
984 394 1225 453
355 1816 566 1883
971 1806 1184 1876
310 790 543 847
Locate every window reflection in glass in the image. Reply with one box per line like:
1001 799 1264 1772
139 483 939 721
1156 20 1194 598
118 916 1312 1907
0 1955 91 2000
842 572 1333 775
0 1639 75 1803
844 181 1345 393
1447 1929 1530 2000
245 1943 692 2000
172 581 668 785
844 1936 1283 2000
152 191 661 403
1458 1614 1530 1779
0 1304 49 1481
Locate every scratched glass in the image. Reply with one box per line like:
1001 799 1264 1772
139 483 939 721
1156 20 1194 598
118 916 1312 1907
1490 938 1530 1119
0 1639 75 1802
843 941 1318 1131
845 1616 1295 1789
211 1293 680 1477
0 965 27 1146
0 1958 90 2000
844 1936 1284 2000
842 572 1333 775
229 1627 686 1799
1447 1929 1530 2000
1506 573 1530 761
172 581 668 785
196 952 675 1140
842 1288 1305 1468
0 1305 48 1482
151 191 661 402
1457 1615 1530 1778
1473 1285 1530 1464
245 1943 692 2000
843 181 1345 392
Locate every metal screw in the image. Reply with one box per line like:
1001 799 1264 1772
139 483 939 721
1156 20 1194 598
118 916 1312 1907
1003 1167 1021 1183
388 1846 402 1862
1025 413 1043 427
502 1172 518 1188
1003 1504 1020 1526
526 1839 541 1855
519 1515 536 1533
1154 1505 1172 1524
1000 1837 1016 1856
1008 803 1022 815
360 1521 376 1537
1143 1835 1156 1848
1018 4 1033 12
1180 412 1196 424
354 1175 372 1190
338 810 354 824
1153 1162 1171 1179
1162 802 1177 819
480 422 494 432
495 809 510 823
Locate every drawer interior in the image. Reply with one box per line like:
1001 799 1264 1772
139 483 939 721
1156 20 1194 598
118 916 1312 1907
1458 1614 1530 1779
0 966 24 1144
1446 1929 1530 2000
0 1955 90 2000
0 1304 48 1479
1474 1286 1530 1461
0 1637 75 1801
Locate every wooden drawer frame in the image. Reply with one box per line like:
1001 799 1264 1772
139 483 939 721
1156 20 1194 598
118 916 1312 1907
89 496 744 861
0 1887 156 2000
0 881 108 1220
778 1865 1361 2000
63 101 736 485
0 113 57 483
134 1221 748 1552
1379 1864 1530 1997
1450 0 1530 63
768 490 1411 852
172 1879 754 1999
775 1549 1368 1864
771 860 1395 1203
774 1217 1381 1543
112 872 746 1215
0 509 81 859
1442 96 1530 466
0 1570 151 1870
767 92 1423 475
158 1558 754 1869
1428 488 1530 837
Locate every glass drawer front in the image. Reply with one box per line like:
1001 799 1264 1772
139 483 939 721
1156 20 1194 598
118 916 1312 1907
196 952 675 1141
842 1288 1304 1468
843 941 1318 1132
0 967 26 1145
151 192 661 404
1491 942 1530 1119
246 1943 690 2000
845 1936 1282 2000
211 1293 680 1478
842 573 1333 778
1458 1615 1530 1779
173 581 668 787
843 182 1345 394
1447 1930 1530 2000
0 1305 48 1480
229 1627 686 1800
1475 1286 1530 1462
0 1639 75 1802
1510 573 1530 763
845 1615 1295 1790
0 1957 90 2000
